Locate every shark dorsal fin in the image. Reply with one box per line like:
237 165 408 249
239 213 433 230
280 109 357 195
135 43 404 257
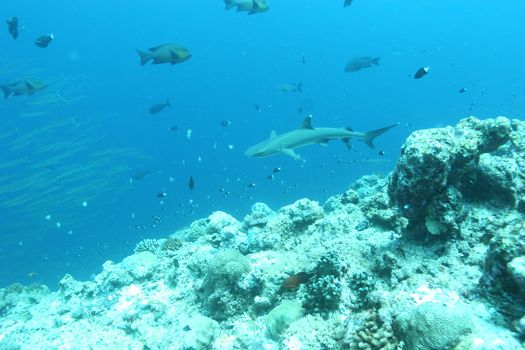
301 115 314 129
25 81 35 90
270 130 277 138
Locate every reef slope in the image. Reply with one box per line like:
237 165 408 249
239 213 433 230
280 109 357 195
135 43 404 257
1 117 524 349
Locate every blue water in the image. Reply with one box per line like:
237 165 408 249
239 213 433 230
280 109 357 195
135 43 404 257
1 0 524 288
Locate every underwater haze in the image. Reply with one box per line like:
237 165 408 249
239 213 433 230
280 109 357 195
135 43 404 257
1 0 524 290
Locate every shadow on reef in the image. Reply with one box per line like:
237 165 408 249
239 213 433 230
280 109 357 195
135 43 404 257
1 117 524 349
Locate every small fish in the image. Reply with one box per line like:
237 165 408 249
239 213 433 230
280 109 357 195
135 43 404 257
297 106 304 114
458 87 468 93
183 325 191 332
277 82 302 93
6 17 19 39
301 54 306 64
414 66 429 79
35 34 54 48
220 120 231 127
273 167 281 173
157 192 167 198
169 125 178 132
254 104 261 112
378 150 385 156
188 176 195 190
280 271 314 291
27 272 38 278
267 174 275 180
248 183 256 188
149 101 170 115
345 57 381 73
344 0 354 7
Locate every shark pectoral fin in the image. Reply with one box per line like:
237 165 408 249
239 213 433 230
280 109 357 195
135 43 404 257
301 115 314 129
342 138 352 149
319 138 330 147
282 148 301 160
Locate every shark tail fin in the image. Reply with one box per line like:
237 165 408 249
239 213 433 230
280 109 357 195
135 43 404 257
297 82 303 92
362 123 398 149
166 100 171 107
136 49 151 66
372 57 381 66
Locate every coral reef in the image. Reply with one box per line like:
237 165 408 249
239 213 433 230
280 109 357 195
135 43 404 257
1 117 524 349
346 311 399 350
265 300 304 339
134 238 160 253
243 202 275 228
389 116 512 237
481 220 525 318
395 302 473 350
198 249 253 320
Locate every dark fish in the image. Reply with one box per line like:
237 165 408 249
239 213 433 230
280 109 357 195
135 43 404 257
6 17 18 39
458 88 468 93
344 0 354 7
220 120 231 127
254 104 261 112
35 34 54 48
273 167 281 173
1 79 47 99
277 82 302 93
344 57 381 73
149 101 170 115
267 174 275 180
248 183 256 188
157 192 167 198
183 325 191 332
378 150 385 156
414 66 429 79
301 54 306 64
224 0 269 14
188 176 195 190
297 106 304 114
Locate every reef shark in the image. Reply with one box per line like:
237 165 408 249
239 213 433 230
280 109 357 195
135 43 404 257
245 115 397 160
